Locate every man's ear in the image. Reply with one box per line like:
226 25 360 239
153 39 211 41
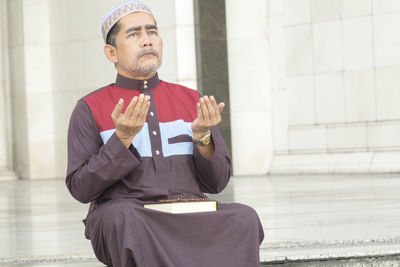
104 44 118 64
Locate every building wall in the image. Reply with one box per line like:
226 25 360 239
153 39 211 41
2 0 400 179
269 0 400 173
1 0 197 179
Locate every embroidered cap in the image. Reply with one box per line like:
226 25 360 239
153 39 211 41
101 1 153 43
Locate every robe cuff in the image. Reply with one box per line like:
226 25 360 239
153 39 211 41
193 127 226 166
106 133 142 171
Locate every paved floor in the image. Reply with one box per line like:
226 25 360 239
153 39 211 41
1 174 400 266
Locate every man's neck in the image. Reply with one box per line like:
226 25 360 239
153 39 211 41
117 69 156 80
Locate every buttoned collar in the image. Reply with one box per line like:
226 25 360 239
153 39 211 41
115 73 160 92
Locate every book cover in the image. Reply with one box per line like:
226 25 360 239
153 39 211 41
144 197 218 214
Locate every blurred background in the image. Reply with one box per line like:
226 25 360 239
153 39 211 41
1 0 400 181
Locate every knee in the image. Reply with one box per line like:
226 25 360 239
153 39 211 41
235 204 261 228
229 204 263 240
99 202 137 232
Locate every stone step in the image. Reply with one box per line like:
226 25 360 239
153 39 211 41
261 255 400 266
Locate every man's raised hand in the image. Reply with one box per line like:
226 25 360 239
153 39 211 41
111 94 150 147
191 95 224 140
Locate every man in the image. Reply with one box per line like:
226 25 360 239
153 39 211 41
66 1 264 266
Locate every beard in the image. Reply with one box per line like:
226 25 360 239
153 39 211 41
121 49 162 77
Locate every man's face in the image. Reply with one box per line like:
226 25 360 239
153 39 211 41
113 12 163 79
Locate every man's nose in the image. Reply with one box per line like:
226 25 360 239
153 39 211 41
141 33 152 47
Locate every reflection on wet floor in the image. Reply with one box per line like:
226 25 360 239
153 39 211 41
1 174 400 266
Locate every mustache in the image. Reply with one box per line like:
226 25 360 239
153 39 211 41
137 49 159 59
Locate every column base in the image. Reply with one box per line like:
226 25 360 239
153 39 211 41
0 169 18 180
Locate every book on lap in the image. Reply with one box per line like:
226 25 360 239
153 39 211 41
144 198 218 214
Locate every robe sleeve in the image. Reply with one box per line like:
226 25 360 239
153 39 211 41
193 126 232 194
66 99 142 203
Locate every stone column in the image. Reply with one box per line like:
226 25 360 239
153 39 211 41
7 0 56 179
193 0 232 156
225 0 273 175
0 0 17 180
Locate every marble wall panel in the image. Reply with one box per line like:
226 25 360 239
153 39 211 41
52 91 75 143
315 72 345 124
8 47 25 96
288 127 326 151
369 152 400 172
6 0 23 47
373 0 400 14
24 46 52 94
375 67 400 120
271 153 335 173
226 0 268 39
284 25 313 75
7 0 29 179
0 0 9 173
0 96 7 170
175 25 197 82
47 0 70 44
368 123 400 149
312 21 342 73
83 39 116 91
28 141 56 179
269 0 283 16
342 0 372 18
374 13 400 67
283 0 311 26
269 16 285 90
26 93 55 143
333 152 373 173
149 0 177 28
327 125 367 151
68 0 98 41
287 75 315 125
266 0 400 173
227 39 270 113
174 0 193 25
54 141 67 179
231 111 272 175
344 69 376 122
50 42 86 92
22 0 50 45
311 0 341 22
342 17 374 70
157 25 178 83
226 0 271 174
272 90 288 151
271 152 375 174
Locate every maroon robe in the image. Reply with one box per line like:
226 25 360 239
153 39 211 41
66 73 264 267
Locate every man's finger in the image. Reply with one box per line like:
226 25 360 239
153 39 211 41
196 99 204 121
131 94 145 121
218 102 225 113
200 97 210 121
111 98 124 122
203 96 214 120
125 96 139 118
210 96 219 117
139 99 150 122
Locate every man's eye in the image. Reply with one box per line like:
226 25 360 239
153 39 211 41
128 32 137 37
149 31 157 35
